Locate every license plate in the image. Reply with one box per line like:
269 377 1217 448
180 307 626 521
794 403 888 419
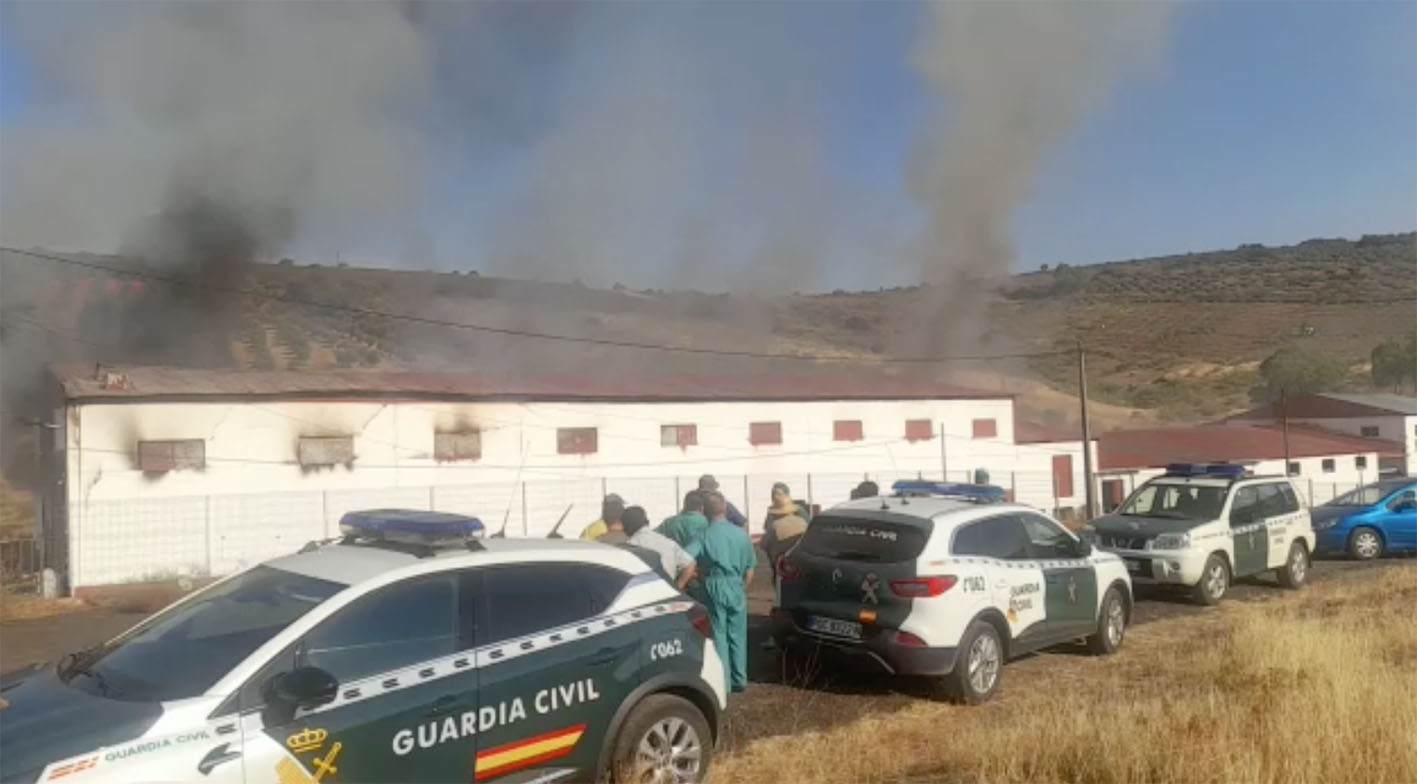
806 615 862 640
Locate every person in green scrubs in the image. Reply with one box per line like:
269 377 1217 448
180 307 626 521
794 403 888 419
690 490 756 693
658 490 710 548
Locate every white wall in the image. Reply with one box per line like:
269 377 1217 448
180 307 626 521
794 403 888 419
1096 451 1381 512
62 396 1092 587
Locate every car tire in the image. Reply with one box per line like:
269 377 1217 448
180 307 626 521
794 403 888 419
1276 540 1309 589
936 620 1003 705
1191 554 1229 606
1347 527 1384 561
609 694 713 784
1086 587 1127 655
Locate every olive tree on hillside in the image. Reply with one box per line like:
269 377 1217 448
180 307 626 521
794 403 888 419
1250 346 1346 404
1371 332 1417 393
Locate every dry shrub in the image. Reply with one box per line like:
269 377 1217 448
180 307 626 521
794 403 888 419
713 567 1417 784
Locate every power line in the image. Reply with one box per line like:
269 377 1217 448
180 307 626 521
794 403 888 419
1 246 1064 364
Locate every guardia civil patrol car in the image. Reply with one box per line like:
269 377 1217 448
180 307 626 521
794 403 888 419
771 482 1132 704
0 511 724 784
1079 464 1315 605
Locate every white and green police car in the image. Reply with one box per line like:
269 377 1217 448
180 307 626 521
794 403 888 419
0 511 724 784
772 482 1132 704
1079 464 1315 605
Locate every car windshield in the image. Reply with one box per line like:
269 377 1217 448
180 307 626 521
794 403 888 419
1118 483 1226 520
61 566 343 703
1325 482 1412 507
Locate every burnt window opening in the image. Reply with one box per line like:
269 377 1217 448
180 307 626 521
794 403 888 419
1321 458 1335 474
972 419 998 439
904 419 934 442
748 422 782 446
1360 426 1380 438
298 436 354 467
138 439 205 472
557 428 598 455
1287 461 1301 476
434 431 482 462
1355 455 1367 470
660 424 697 448
833 420 863 442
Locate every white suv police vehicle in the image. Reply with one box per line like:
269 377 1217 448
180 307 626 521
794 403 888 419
1080 464 1315 605
771 482 1132 704
0 511 724 784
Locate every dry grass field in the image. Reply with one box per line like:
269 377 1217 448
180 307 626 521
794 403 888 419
713 565 1417 784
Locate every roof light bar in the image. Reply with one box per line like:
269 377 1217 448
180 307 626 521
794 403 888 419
340 509 486 546
1163 463 1248 479
890 480 1006 503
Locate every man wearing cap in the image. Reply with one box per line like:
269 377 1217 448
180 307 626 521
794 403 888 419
697 474 746 528
580 494 625 541
622 506 697 590
689 490 756 693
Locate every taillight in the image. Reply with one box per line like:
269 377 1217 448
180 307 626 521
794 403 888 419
688 604 713 639
776 552 799 578
894 630 928 648
889 576 957 598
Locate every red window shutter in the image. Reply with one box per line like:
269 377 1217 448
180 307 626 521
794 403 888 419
833 420 863 442
972 419 997 439
1052 455 1074 499
904 419 934 442
557 427 598 455
749 422 782 445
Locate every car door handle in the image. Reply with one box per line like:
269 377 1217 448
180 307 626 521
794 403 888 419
588 646 619 665
424 695 460 718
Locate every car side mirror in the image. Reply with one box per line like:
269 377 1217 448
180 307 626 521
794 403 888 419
263 666 338 721
1074 539 1092 558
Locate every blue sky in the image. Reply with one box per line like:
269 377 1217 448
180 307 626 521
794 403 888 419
1 1 1413 285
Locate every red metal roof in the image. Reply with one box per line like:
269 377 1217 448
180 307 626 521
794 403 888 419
1232 393 1417 420
1098 424 1403 471
53 364 1009 404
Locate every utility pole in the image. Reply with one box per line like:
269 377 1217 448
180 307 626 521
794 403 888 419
1280 388 1292 474
1077 340 1097 520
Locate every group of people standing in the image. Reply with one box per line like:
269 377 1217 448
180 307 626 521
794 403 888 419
574 475 875 696
578 475 756 694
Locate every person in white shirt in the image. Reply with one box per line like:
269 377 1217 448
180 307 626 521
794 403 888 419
622 506 697 590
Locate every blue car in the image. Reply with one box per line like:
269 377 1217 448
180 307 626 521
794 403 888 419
1310 479 1417 559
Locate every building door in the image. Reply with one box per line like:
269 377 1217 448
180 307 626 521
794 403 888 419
1051 456 1074 503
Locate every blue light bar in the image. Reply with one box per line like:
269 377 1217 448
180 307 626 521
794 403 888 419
1163 463 1247 479
340 509 485 546
890 480 1006 503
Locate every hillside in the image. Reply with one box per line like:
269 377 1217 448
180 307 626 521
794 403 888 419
3 232 1414 433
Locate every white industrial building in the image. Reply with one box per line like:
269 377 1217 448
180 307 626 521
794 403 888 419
1225 392 1417 476
1094 423 1399 513
37 365 1093 591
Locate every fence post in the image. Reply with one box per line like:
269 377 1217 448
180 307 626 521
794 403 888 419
1308 479 1314 509
322 491 330 537
428 485 435 511
204 495 212 575
806 473 814 508
1010 471 1017 503
601 477 608 498
743 476 750 524
521 482 528 536
674 476 681 505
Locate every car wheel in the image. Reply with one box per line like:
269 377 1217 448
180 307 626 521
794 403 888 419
937 620 1003 705
1348 527 1383 561
610 694 712 784
1086 587 1127 654
1276 541 1309 589
1191 554 1229 606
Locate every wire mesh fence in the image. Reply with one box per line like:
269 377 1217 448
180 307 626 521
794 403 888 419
67 469 1083 588
0 536 40 594
61 473 1384 589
